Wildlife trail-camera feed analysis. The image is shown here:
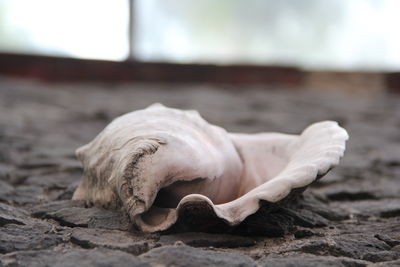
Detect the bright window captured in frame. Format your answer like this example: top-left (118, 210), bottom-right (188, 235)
top-left (134, 0), bottom-right (400, 71)
top-left (0, 0), bottom-right (129, 60)
top-left (1, 0), bottom-right (400, 70)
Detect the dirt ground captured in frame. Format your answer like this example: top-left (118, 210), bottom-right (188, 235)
top-left (0, 76), bottom-right (399, 266)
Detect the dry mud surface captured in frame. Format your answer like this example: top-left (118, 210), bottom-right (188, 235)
top-left (0, 77), bottom-right (399, 267)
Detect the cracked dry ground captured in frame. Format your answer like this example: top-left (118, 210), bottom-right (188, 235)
top-left (0, 77), bottom-right (399, 267)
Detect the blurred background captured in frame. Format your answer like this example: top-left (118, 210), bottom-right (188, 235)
top-left (1, 0), bottom-right (400, 69)
top-left (0, 0), bottom-right (400, 93)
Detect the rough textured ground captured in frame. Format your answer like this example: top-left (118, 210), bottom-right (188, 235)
top-left (0, 76), bottom-right (399, 267)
